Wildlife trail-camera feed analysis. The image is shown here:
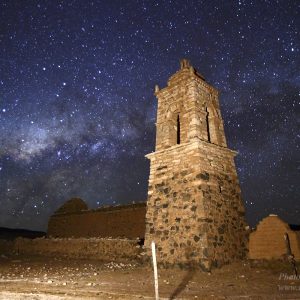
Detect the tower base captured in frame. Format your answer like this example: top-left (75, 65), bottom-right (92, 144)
top-left (144, 139), bottom-right (248, 269)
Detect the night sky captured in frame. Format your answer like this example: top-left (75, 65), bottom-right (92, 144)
top-left (0, 1), bottom-right (299, 231)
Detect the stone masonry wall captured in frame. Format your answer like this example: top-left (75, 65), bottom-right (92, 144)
top-left (249, 215), bottom-right (300, 260)
top-left (144, 60), bottom-right (247, 270)
top-left (48, 203), bottom-right (146, 239)
top-left (145, 139), bottom-right (247, 269)
top-left (0, 237), bottom-right (142, 261)
top-left (154, 62), bottom-right (226, 152)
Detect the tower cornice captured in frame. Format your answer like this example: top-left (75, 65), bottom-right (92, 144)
top-left (145, 138), bottom-right (237, 160)
top-left (154, 59), bottom-right (218, 98)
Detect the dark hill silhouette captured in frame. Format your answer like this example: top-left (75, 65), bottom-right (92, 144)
top-left (0, 227), bottom-right (45, 240)
top-left (289, 224), bottom-right (300, 231)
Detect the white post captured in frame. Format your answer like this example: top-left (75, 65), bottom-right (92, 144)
top-left (151, 241), bottom-right (159, 300)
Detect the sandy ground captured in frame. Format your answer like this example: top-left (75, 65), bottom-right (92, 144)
top-left (0, 255), bottom-right (299, 299)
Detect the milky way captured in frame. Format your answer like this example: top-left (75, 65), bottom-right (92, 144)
top-left (0, 1), bottom-right (299, 230)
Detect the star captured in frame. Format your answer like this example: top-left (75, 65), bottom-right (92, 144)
top-left (0, 0), bottom-right (298, 230)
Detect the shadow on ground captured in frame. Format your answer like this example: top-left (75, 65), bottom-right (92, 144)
top-left (169, 268), bottom-right (196, 299)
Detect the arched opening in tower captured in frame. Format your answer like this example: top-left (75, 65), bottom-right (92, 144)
top-left (206, 108), bottom-right (211, 143)
top-left (177, 114), bottom-right (181, 144)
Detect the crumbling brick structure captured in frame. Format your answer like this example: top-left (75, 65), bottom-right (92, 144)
top-left (249, 215), bottom-right (300, 260)
top-left (144, 59), bottom-right (248, 270)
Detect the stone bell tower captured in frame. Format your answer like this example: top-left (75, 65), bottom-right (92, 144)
top-left (144, 59), bottom-right (247, 270)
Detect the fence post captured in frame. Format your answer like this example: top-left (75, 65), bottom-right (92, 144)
top-left (151, 241), bottom-right (159, 300)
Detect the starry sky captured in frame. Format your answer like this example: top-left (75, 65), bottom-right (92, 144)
top-left (0, 1), bottom-right (299, 231)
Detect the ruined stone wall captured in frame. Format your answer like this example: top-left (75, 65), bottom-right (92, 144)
top-left (249, 215), bottom-right (300, 260)
top-left (48, 203), bottom-right (146, 239)
top-left (0, 237), bottom-right (142, 261)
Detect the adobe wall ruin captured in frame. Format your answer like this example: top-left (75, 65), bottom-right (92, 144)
top-left (48, 199), bottom-right (146, 239)
top-left (249, 215), bottom-right (300, 260)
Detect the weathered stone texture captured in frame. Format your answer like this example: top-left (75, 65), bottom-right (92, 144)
top-left (249, 215), bottom-right (300, 260)
top-left (0, 237), bottom-right (142, 261)
top-left (48, 202), bottom-right (146, 239)
top-left (144, 59), bottom-right (247, 269)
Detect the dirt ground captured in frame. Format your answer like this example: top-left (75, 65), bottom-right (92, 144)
top-left (0, 255), bottom-right (299, 299)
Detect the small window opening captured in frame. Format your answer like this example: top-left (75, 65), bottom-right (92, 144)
top-left (177, 115), bottom-right (180, 144)
top-left (206, 108), bottom-right (211, 143)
